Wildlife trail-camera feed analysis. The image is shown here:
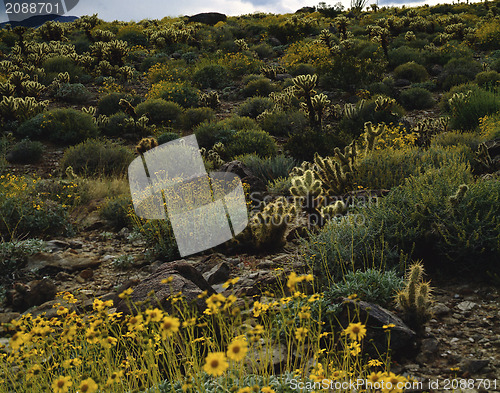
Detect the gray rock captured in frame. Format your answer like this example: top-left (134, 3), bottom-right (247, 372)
top-left (460, 358), bottom-right (489, 374)
top-left (457, 301), bottom-right (477, 312)
top-left (45, 239), bottom-right (70, 251)
top-left (431, 302), bottom-right (451, 316)
top-left (7, 278), bottom-right (58, 312)
top-left (421, 336), bottom-right (439, 354)
top-left (203, 262), bottom-right (230, 285)
top-left (26, 251), bottom-right (101, 272)
top-left (246, 342), bottom-right (289, 374)
top-left (0, 312), bottom-right (20, 325)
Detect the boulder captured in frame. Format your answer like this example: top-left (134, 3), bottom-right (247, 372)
top-left (115, 261), bottom-right (216, 315)
top-left (338, 298), bottom-right (417, 358)
top-left (7, 278), bottom-right (58, 312)
top-left (203, 262), bottom-right (231, 285)
top-left (187, 12), bottom-right (226, 25)
top-left (26, 251), bottom-right (101, 272)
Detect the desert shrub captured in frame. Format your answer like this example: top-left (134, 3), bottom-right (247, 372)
top-left (431, 131), bottom-right (482, 150)
top-left (192, 64), bottom-right (231, 89)
top-left (193, 121), bottom-right (235, 149)
top-left (339, 97), bottom-right (404, 137)
top-left (242, 78), bottom-right (278, 97)
top-left (6, 139), bottom-right (44, 164)
top-left (491, 58), bottom-right (500, 73)
top-left (479, 112), bottom-right (500, 140)
top-left (290, 63), bottom-right (316, 76)
top-left (398, 87), bottom-right (434, 110)
top-left (251, 43), bottom-right (274, 59)
top-left (61, 138), bottom-right (134, 177)
top-left (258, 110), bottom-right (309, 136)
top-left (179, 107), bottom-right (215, 130)
top-left (475, 20), bottom-right (500, 50)
top-left (447, 88), bottom-right (500, 131)
top-left (218, 116), bottom-right (259, 131)
top-left (324, 269), bottom-right (404, 307)
top-left (367, 80), bottom-right (395, 97)
top-left (116, 26), bottom-right (148, 46)
top-left (267, 176), bottom-right (292, 196)
top-left (54, 83), bottom-right (92, 104)
top-left (237, 97), bottom-right (274, 119)
top-left (438, 82), bottom-right (481, 113)
top-left (135, 99), bottom-right (183, 126)
top-left (393, 61), bottom-right (428, 82)
top-left (0, 175), bottom-right (73, 240)
top-left (130, 216), bottom-right (179, 261)
top-left (388, 46), bottom-right (423, 68)
top-left (238, 154), bottom-right (296, 183)
top-left (440, 57), bottom-right (481, 90)
top-left (97, 92), bottom-right (128, 116)
top-left (285, 127), bottom-right (346, 161)
top-left (41, 56), bottom-right (86, 82)
top-left (147, 81), bottom-right (199, 108)
top-left (144, 58), bottom-right (186, 80)
top-left (0, 239), bottom-right (46, 276)
top-left (100, 112), bottom-right (135, 137)
top-left (226, 129), bottom-right (277, 158)
top-left (356, 145), bottom-right (475, 190)
top-left (157, 131), bottom-right (180, 145)
top-left (99, 195), bottom-right (132, 229)
top-left (475, 70), bottom-right (500, 89)
top-left (217, 52), bottom-right (263, 78)
top-left (17, 109), bottom-right (98, 144)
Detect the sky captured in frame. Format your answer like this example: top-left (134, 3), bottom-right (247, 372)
top-left (0, 0), bottom-right (468, 23)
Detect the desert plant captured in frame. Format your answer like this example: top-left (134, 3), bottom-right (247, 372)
top-left (237, 97), bottom-right (274, 119)
top-left (148, 81), bottom-right (200, 108)
top-left (239, 154), bottom-right (297, 183)
top-left (226, 128), bottom-right (277, 158)
top-left (135, 99), bottom-right (182, 126)
top-left (398, 87), bottom-right (435, 110)
top-left (157, 131), bottom-right (181, 145)
top-left (475, 70), bottom-right (500, 88)
top-left (54, 83), bottom-right (92, 104)
top-left (192, 64), bottom-right (231, 89)
top-left (99, 195), bottom-right (133, 229)
top-left (393, 61), bottom-right (428, 83)
top-left (6, 139), bottom-right (44, 164)
top-left (258, 110), bottom-right (308, 137)
top-left (180, 107), bottom-right (215, 130)
top-left (61, 138), bottom-right (134, 177)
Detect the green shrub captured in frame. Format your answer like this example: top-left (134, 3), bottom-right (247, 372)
top-left (135, 99), bottom-right (183, 126)
top-left (398, 87), bottom-right (434, 110)
top-left (17, 109), bottom-right (98, 144)
top-left (251, 43), bottom-right (274, 59)
top-left (237, 97), bottom-right (274, 119)
top-left (97, 92), bottom-right (128, 116)
top-left (290, 63), bottom-right (316, 76)
top-left (447, 88), bottom-right (500, 131)
top-left (491, 58), bottom-right (500, 73)
top-left (99, 195), bottom-right (132, 229)
top-left (54, 83), bottom-right (92, 104)
top-left (475, 70), bottom-right (500, 89)
top-left (6, 139), bottom-right (44, 164)
top-left (258, 110), bottom-right (309, 136)
top-left (285, 127), bottom-right (346, 161)
top-left (179, 107), bottom-right (215, 130)
top-left (193, 121), bottom-right (235, 149)
top-left (356, 145), bottom-right (475, 190)
top-left (42, 56), bottom-right (86, 83)
top-left (226, 129), bottom-right (277, 158)
top-left (431, 131), bottom-right (482, 151)
top-left (192, 64), bottom-right (231, 89)
top-left (61, 138), bottom-right (134, 177)
top-left (324, 269), bottom-right (404, 307)
top-left (440, 58), bottom-right (481, 90)
top-left (100, 112), bottom-right (136, 137)
top-left (218, 116), bottom-right (259, 131)
top-left (130, 216), bottom-right (179, 261)
top-left (238, 154), bottom-right (296, 183)
top-left (157, 131), bottom-right (180, 145)
top-left (153, 81), bottom-right (200, 108)
top-left (0, 239), bottom-right (47, 276)
top-left (393, 61), bottom-right (428, 82)
top-left (116, 26), bottom-right (148, 46)
top-left (388, 47), bottom-right (423, 68)
top-left (242, 78), bottom-right (278, 97)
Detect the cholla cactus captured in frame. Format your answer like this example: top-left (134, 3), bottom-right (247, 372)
top-left (448, 91), bottom-right (471, 113)
top-left (82, 106), bottom-right (97, 116)
top-left (0, 83), bottom-right (15, 97)
top-left (314, 146), bottom-right (355, 196)
top-left (93, 29), bottom-right (116, 42)
top-left (199, 91), bottom-right (220, 109)
top-left (413, 117), bottom-right (449, 147)
top-left (200, 143), bottom-right (225, 169)
top-left (321, 200), bottom-right (347, 221)
top-left (250, 197), bottom-right (296, 250)
top-left (136, 137), bottom-right (159, 155)
top-left (234, 39), bottom-right (249, 51)
top-left (103, 40), bottom-right (129, 66)
top-left (335, 16), bottom-right (349, 40)
top-left (364, 122), bottom-right (386, 152)
top-left (22, 81), bottom-right (45, 98)
top-left (396, 262), bottom-right (433, 332)
top-left (39, 21), bottom-right (67, 41)
top-left (292, 74), bottom-right (330, 131)
top-left (449, 184), bottom-right (468, 207)
top-left (260, 65), bottom-right (287, 80)
top-left (94, 114), bottom-right (109, 128)
top-left (374, 96), bottom-right (396, 113)
top-left (405, 31), bottom-right (416, 41)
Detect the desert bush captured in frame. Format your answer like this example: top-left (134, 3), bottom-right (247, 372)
top-left (237, 97), bottom-right (274, 119)
top-left (6, 139), bottom-right (44, 164)
top-left (192, 64), bottom-right (231, 89)
top-left (251, 43), bottom-right (274, 59)
top-left (157, 131), bottom-right (181, 145)
top-left (475, 19), bottom-right (500, 50)
top-left (218, 116), bottom-right (259, 131)
top-left (285, 127), bottom-right (346, 161)
top-left (431, 131), bottom-right (482, 150)
top-left (440, 57), bottom-right (481, 90)
top-left (393, 61), bottom-right (428, 82)
top-left (193, 121), bottom-right (235, 149)
top-left (144, 58), bottom-right (186, 80)
top-left (61, 138), bottom-right (134, 177)
top-left (116, 25), bottom-right (148, 46)
top-left (475, 70), bottom-right (500, 89)
top-left (491, 58), bottom-right (500, 73)
top-left (130, 215), bottom-right (179, 261)
top-left (41, 56), bottom-right (86, 82)
top-left (479, 112), bottom-right (500, 140)
top-left (179, 107), bottom-right (215, 130)
top-left (289, 63), bottom-right (316, 76)
top-left (242, 78), bottom-right (278, 97)
top-left (217, 52), bottom-right (263, 78)
top-left (388, 46), bottom-right (423, 68)
top-left (17, 109), bottom-right (98, 144)
top-left (54, 83), bottom-right (92, 104)
top-left (100, 112), bottom-right (137, 137)
top-left (398, 87), bottom-right (434, 110)
top-left (324, 269), bottom-right (404, 307)
top-left (447, 88), bottom-right (500, 131)
top-left (147, 81), bottom-right (199, 108)
top-left (226, 129), bottom-right (277, 158)
top-left (97, 92), bottom-right (128, 116)
top-left (0, 174), bottom-right (73, 240)
top-left (258, 110), bottom-right (309, 137)
top-left (238, 154), bottom-right (296, 183)
top-left (99, 195), bottom-right (132, 229)
top-left (135, 99), bottom-right (183, 126)
top-left (0, 239), bottom-right (46, 276)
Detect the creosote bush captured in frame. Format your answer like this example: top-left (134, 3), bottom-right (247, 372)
top-left (6, 139), bottom-right (44, 164)
top-left (61, 138), bottom-right (134, 177)
top-left (398, 87), bottom-right (435, 110)
top-left (393, 61), bottom-right (428, 83)
top-left (135, 99), bottom-right (183, 126)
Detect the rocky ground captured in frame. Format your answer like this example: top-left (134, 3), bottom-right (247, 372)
top-left (0, 222), bottom-right (498, 392)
